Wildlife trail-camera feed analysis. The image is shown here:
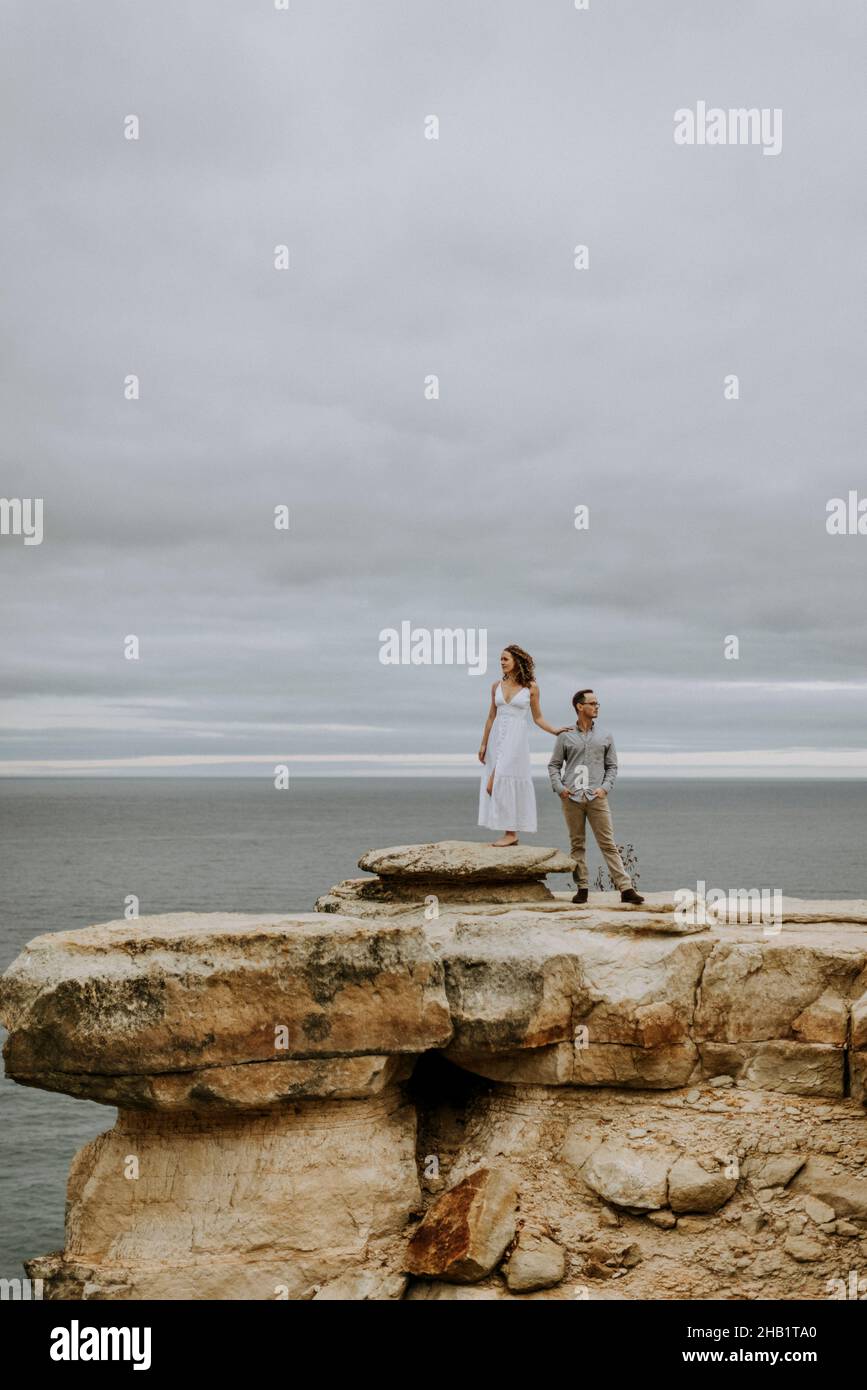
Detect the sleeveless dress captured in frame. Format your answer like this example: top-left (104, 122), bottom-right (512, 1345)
top-left (478, 682), bottom-right (538, 833)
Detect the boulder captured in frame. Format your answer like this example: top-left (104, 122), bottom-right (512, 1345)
top-left (405, 1168), bottom-right (519, 1282)
top-left (503, 1231), bottom-right (566, 1292)
top-left (789, 1158), bottom-right (867, 1220)
top-left (668, 1156), bottom-right (738, 1213)
top-left (580, 1140), bottom-right (673, 1212)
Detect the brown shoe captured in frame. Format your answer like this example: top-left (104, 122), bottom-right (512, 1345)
top-left (571, 888), bottom-right (589, 904)
top-left (620, 888), bottom-right (644, 905)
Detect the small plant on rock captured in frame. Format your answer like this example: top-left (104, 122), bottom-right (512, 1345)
top-left (592, 844), bottom-right (640, 893)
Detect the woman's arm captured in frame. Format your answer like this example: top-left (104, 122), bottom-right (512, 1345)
top-left (529, 683), bottom-right (571, 736)
top-left (478, 681), bottom-right (498, 762)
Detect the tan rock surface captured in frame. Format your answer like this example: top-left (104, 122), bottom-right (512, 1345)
top-left (580, 1139), bottom-right (674, 1211)
top-left (851, 987), bottom-right (867, 1048)
top-left (16, 1054), bottom-right (415, 1110)
top-left (695, 938), bottom-right (865, 1042)
top-left (447, 1040), bottom-right (699, 1089)
top-left (0, 912), bottom-right (451, 1087)
top-left (358, 840), bottom-right (575, 881)
top-left (698, 1041), bottom-right (845, 1097)
top-left (667, 1155), bottom-right (738, 1213)
top-left (319, 876), bottom-right (556, 911)
top-left (789, 1157), bottom-right (867, 1220)
top-left (33, 1090), bottom-right (419, 1300)
top-left (3, 849), bottom-right (867, 1302)
top-left (503, 1231), bottom-right (566, 1292)
top-left (413, 1083), bottom-right (867, 1301)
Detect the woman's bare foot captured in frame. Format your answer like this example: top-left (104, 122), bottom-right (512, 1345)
top-left (490, 833), bottom-right (519, 847)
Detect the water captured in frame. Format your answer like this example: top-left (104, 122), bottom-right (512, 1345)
top-left (1, 775), bottom-right (865, 1278)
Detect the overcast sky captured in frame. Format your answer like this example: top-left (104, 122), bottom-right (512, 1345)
top-left (2, 1), bottom-right (866, 776)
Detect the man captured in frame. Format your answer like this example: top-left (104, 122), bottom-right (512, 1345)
top-left (547, 689), bottom-right (644, 905)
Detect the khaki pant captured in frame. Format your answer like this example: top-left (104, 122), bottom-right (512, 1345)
top-left (560, 794), bottom-right (631, 891)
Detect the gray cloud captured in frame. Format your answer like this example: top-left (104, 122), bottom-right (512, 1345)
top-left (2, 0), bottom-right (866, 770)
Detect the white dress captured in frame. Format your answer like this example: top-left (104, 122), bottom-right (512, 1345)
top-left (478, 682), bottom-right (538, 833)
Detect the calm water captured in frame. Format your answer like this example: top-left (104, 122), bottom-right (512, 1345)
top-left (1, 776), bottom-right (865, 1278)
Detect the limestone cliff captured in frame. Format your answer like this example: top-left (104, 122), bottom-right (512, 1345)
top-left (1, 841), bottom-right (866, 1300)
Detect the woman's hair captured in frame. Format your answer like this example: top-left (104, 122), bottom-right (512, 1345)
top-left (503, 644), bottom-right (535, 687)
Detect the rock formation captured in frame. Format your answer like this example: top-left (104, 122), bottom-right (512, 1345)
top-left (2, 841), bottom-right (866, 1300)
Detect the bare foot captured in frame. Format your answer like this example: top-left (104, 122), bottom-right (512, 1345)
top-left (490, 834), bottom-right (519, 847)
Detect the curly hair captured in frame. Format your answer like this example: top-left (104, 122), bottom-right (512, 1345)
top-left (503, 644), bottom-right (535, 687)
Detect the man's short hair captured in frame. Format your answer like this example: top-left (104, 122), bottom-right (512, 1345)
top-left (572, 688), bottom-right (594, 711)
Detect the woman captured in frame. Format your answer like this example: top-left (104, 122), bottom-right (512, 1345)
top-left (478, 645), bottom-right (569, 847)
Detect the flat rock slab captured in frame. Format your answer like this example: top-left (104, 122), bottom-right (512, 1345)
top-left (4, 903), bottom-right (867, 1109)
top-left (0, 912), bottom-right (452, 1093)
top-left (551, 891), bottom-right (867, 926)
top-left (322, 877), bottom-right (556, 907)
top-left (16, 1054), bottom-right (416, 1111)
top-left (358, 841), bottom-right (575, 881)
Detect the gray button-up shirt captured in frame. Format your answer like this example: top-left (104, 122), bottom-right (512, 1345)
top-left (547, 722), bottom-right (619, 801)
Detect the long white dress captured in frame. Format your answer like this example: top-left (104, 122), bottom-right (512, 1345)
top-left (478, 682), bottom-right (538, 833)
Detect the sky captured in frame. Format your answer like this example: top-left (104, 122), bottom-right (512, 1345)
top-left (1, 0), bottom-right (866, 777)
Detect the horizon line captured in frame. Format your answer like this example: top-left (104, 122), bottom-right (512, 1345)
top-left (2, 748), bottom-right (867, 777)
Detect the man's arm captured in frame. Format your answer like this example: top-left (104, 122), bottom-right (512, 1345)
top-left (601, 735), bottom-right (618, 793)
top-left (548, 734), bottom-right (567, 794)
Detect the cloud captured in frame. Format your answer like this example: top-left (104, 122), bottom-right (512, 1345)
top-left (2, 1), bottom-right (866, 771)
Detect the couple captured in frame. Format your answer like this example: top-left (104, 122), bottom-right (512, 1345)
top-left (477, 644), bottom-right (644, 905)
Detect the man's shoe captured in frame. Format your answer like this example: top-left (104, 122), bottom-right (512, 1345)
top-left (572, 888), bottom-right (589, 904)
top-left (620, 888), bottom-right (645, 905)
